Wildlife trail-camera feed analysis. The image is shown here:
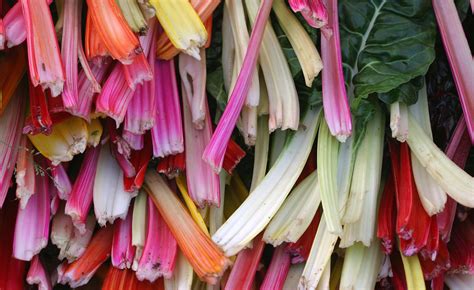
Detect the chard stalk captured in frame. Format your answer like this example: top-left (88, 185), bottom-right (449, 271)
top-left (57, 227), bottom-right (113, 288)
top-left (406, 113), bottom-right (474, 208)
top-left (27, 79), bottom-right (52, 134)
top-left (116, 0), bottom-right (148, 35)
top-left (122, 131), bottom-right (144, 151)
top-left (400, 253), bottom-right (426, 290)
top-left (93, 145), bottom-right (135, 226)
top-left (86, 0), bottom-right (140, 63)
top-left (84, 13), bottom-right (109, 63)
top-left (408, 84), bottom-right (446, 215)
top-left (65, 146), bottom-right (101, 233)
top-left (432, 0), bottom-right (474, 143)
top-left (390, 101), bottom-right (409, 142)
top-left (286, 209), bottom-right (322, 264)
top-left (340, 242), bottom-right (383, 290)
top-left (203, 0), bottom-right (274, 172)
top-left (0, 45), bottom-right (26, 114)
top-left (132, 191), bottom-right (147, 271)
top-left (263, 171), bottom-right (321, 246)
top-left (51, 206), bottom-right (95, 262)
top-left (61, 0), bottom-right (82, 108)
top-left (289, 0), bottom-right (328, 28)
top-left (137, 196), bottom-right (177, 282)
top-left (299, 217), bottom-right (338, 289)
top-left (175, 175), bottom-right (211, 235)
top-left (156, 152), bottom-right (186, 178)
top-left (225, 235), bottom-right (265, 290)
top-left (273, 0), bottom-right (323, 87)
top-left (150, 0), bottom-right (207, 60)
top-left (245, 0), bottom-right (299, 132)
top-left (122, 52), bottom-right (152, 90)
top-left (445, 274), bottom-right (474, 290)
top-left (144, 171), bottom-right (231, 284)
top-left (112, 207), bottom-right (134, 269)
top-left (320, 0), bottom-right (352, 142)
top-left (317, 119), bottom-right (341, 234)
top-left (155, 0), bottom-right (219, 59)
top-left (260, 245), bottom-right (291, 290)
top-left (250, 115), bottom-right (270, 191)
top-left (342, 106), bottom-right (384, 225)
top-left (447, 217), bottom-right (474, 273)
top-left (376, 174), bottom-right (396, 254)
top-left (179, 49), bottom-right (208, 129)
top-left (3, 3), bottom-right (27, 48)
top-left (222, 138), bottom-right (246, 174)
top-left (124, 140), bottom-right (152, 193)
top-left (13, 170), bottom-right (50, 261)
top-left (68, 61), bottom-right (110, 120)
top-left (95, 63), bottom-right (135, 125)
top-left (21, 0), bottom-right (65, 96)
top-left (212, 108), bottom-right (322, 256)
top-left (15, 136), bottom-right (35, 208)
top-left (26, 256), bottom-right (52, 290)
top-left (164, 250), bottom-right (194, 290)
top-left (283, 263), bottom-right (305, 289)
top-left (180, 60), bottom-right (220, 207)
top-left (209, 172), bottom-right (228, 235)
top-left (151, 59), bottom-right (185, 158)
top-left (225, 0), bottom-right (260, 107)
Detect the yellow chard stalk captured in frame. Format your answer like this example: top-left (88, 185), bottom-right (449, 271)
top-left (150, 0), bottom-right (207, 60)
top-left (28, 116), bottom-right (88, 165)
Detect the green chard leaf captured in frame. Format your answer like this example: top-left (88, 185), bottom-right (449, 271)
top-left (378, 76), bottom-right (424, 105)
top-left (340, 0), bottom-right (436, 101)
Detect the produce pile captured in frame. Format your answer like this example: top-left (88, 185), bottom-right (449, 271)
top-left (0, 0), bottom-right (472, 289)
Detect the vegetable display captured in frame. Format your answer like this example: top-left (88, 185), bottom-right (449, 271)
top-left (0, 0), bottom-right (472, 289)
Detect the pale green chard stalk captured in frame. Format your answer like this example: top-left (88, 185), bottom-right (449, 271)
top-left (317, 119), bottom-right (342, 234)
top-left (250, 115), bottom-right (270, 191)
top-left (245, 0), bottom-right (300, 131)
top-left (390, 101), bottom-right (409, 142)
top-left (116, 0), bottom-right (148, 34)
top-left (299, 217), bottom-right (338, 289)
top-left (164, 250), bottom-right (194, 290)
top-left (342, 105), bottom-right (384, 225)
top-left (340, 107), bottom-right (385, 248)
top-left (272, 0), bottom-right (323, 87)
top-left (212, 108), bottom-right (322, 256)
top-left (339, 241), bottom-right (383, 290)
top-left (263, 171), bottom-right (321, 246)
top-left (269, 129), bottom-right (288, 167)
top-left (408, 83), bottom-right (446, 215)
top-left (407, 113), bottom-right (474, 208)
top-left (131, 191), bottom-right (147, 271)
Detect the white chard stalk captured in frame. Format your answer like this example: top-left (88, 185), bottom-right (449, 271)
top-left (408, 83), bottom-right (447, 215)
top-left (299, 217), bottom-right (338, 290)
top-left (390, 101), bottom-right (409, 142)
top-left (263, 171), bottom-right (321, 246)
top-left (93, 145), bottom-right (136, 226)
top-left (164, 250), bottom-right (194, 290)
top-left (212, 108), bottom-right (322, 256)
top-left (407, 113), bottom-right (474, 208)
top-left (132, 190), bottom-right (147, 271)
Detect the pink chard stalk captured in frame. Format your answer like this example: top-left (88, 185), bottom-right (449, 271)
top-left (289, 0), bottom-right (328, 28)
top-left (179, 51), bottom-right (220, 207)
top-left (203, 0), bottom-right (274, 172)
top-left (15, 136), bottom-right (36, 209)
top-left (433, 0), bottom-right (474, 143)
top-left (50, 163), bottom-right (72, 200)
top-left (65, 146), bottom-right (101, 233)
top-left (3, 2), bottom-right (26, 48)
top-left (0, 90), bottom-right (25, 207)
top-left (26, 255), bottom-right (52, 290)
top-left (136, 196), bottom-right (177, 282)
top-left (112, 206), bottom-right (135, 269)
top-left (21, 0), bottom-right (65, 97)
top-left (13, 168), bottom-right (50, 261)
top-left (151, 59), bottom-right (184, 158)
top-left (321, 0), bottom-right (352, 142)
top-left (260, 244), bottom-right (292, 290)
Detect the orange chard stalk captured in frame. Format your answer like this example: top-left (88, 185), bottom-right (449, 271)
top-left (103, 267), bottom-right (164, 290)
top-left (86, 0), bottom-right (141, 64)
top-left (85, 12), bottom-right (109, 63)
top-left (0, 45), bottom-right (26, 114)
top-left (143, 171), bottom-right (231, 284)
top-left (21, 0), bottom-right (66, 97)
top-left (58, 226), bottom-right (114, 288)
